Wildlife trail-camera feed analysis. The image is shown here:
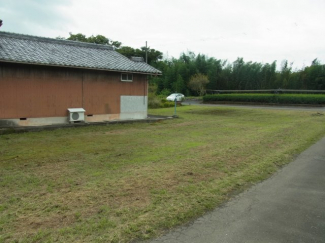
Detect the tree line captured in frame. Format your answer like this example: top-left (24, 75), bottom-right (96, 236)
top-left (57, 33), bottom-right (163, 66)
top-left (58, 33), bottom-right (325, 95)
top-left (152, 53), bottom-right (325, 96)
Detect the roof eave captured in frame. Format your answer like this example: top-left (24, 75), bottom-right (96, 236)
top-left (0, 60), bottom-right (162, 75)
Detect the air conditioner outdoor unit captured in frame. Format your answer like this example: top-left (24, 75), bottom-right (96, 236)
top-left (67, 108), bottom-right (86, 123)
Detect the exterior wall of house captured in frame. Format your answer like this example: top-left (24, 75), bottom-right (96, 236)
top-left (0, 63), bottom-right (148, 127)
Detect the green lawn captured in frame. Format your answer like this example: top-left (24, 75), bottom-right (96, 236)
top-left (1, 106), bottom-right (325, 242)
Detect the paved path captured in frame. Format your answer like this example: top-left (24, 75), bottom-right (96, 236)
top-left (151, 137), bottom-right (325, 243)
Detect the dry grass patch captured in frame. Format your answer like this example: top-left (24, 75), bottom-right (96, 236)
top-left (1, 106), bottom-right (325, 242)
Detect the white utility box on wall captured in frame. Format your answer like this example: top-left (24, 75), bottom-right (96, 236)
top-left (67, 108), bottom-right (86, 123)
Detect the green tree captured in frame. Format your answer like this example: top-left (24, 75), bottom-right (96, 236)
top-left (117, 46), bottom-right (162, 65)
top-left (56, 33), bottom-right (325, 92)
top-left (58, 33), bottom-right (162, 64)
top-left (279, 60), bottom-right (292, 88)
top-left (87, 35), bottom-right (109, 45)
top-left (67, 33), bottom-right (88, 42)
top-left (188, 73), bottom-right (210, 96)
top-left (172, 74), bottom-right (186, 94)
top-left (232, 58), bottom-right (245, 89)
top-left (302, 60), bottom-right (325, 89)
top-left (117, 46), bottom-right (136, 57)
top-left (65, 33), bottom-right (121, 48)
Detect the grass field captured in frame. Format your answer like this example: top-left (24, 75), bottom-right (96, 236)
top-left (1, 106), bottom-right (325, 242)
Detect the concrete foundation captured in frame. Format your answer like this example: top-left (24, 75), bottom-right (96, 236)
top-left (0, 112), bottom-right (147, 127)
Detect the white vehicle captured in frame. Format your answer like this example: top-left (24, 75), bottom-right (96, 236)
top-left (166, 93), bottom-right (185, 102)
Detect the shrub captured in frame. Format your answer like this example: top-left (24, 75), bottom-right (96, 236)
top-left (159, 89), bottom-right (172, 97)
top-left (203, 94), bottom-right (325, 105)
top-left (148, 92), bottom-right (176, 108)
top-left (148, 95), bottom-right (162, 108)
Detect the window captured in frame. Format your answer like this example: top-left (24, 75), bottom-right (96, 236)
top-left (121, 73), bottom-right (133, 82)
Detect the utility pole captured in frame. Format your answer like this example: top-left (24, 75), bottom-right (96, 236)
top-left (145, 41), bottom-right (148, 63)
top-left (145, 41), bottom-right (148, 106)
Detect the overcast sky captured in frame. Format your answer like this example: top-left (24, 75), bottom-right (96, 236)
top-left (1, 0), bottom-right (324, 70)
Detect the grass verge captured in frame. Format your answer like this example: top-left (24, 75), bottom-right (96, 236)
top-left (1, 106), bottom-right (325, 242)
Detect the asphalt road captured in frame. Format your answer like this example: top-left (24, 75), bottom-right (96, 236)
top-left (151, 137), bottom-right (325, 243)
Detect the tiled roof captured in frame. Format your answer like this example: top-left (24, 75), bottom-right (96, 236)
top-left (0, 31), bottom-right (161, 75)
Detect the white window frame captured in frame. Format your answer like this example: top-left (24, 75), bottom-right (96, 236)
top-left (121, 73), bottom-right (133, 82)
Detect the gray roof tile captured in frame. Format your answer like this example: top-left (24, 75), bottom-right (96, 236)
top-left (0, 31), bottom-right (162, 75)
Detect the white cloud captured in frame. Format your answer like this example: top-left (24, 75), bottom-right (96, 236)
top-left (1, 0), bottom-right (324, 69)
top-left (0, 0), bottom-right (73, 36)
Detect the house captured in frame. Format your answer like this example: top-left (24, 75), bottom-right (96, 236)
top-left (0, 31), bottom-right (161, 127)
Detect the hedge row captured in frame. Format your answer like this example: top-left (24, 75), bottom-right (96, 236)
top-left (203, 94), bottom-right (325, 105)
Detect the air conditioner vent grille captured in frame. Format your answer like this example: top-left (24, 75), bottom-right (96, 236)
top-left (72, 112), bottom-right (80, 120)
